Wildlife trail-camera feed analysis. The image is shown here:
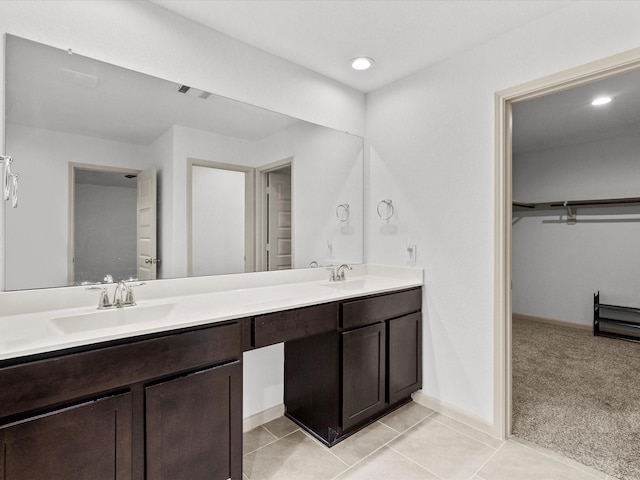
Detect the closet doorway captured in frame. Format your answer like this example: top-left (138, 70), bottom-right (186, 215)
top-left (496, 48), bottom-right (640, 480)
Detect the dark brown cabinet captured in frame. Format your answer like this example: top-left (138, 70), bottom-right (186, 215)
top-left (146, 362), bottom-right (242, 480)
top-left (0, 392), bottom-right (132, 480)
top-left (284, 287), bottom-right (422, 446)
top-left (0, 321), bottom-right (242, 480)
top-left (342, 322), bottom-right (386, 431)
top-left (388, 311), bottom-right (423, 405)
top-left (253, 302), bottom-right (337, 348)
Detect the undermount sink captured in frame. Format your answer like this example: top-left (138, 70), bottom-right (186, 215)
top-left (321, 279), bottom-right (370, 291)
top-left (51, 303), bottom-right (176, 334)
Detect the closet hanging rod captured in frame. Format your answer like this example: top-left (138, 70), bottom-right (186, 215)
top-left (512, 201), bottom-right (535, 209)
top-left (512, 196), bottom-right (640, 212)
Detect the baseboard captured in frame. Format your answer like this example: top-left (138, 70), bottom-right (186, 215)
top-left (512, 312), bottom-right (591, 331)
top-left (245, 395), bottom-right (498, 438)
top-left (243, 404), bottom-right (285, 432)
top-left (412, 391), bottom-right (499, 438)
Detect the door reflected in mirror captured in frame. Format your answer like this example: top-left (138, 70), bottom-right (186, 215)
top-left (264, 165), bottom-right (292, 271)
top-left (188, 160), bottom-right (253, 277)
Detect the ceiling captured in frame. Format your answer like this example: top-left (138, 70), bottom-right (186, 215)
top-left (150, 0), bottom-right (572, 93)
top-left (5, 35), bottom-right (300, 145)
top-left (148, 0), bottom-right (640, 153)
top-left (6, 3), bottom-right (640, 155)
top-left (75, 168), bottom-right (138, 189)
top-left (512, 68), bottom-right (640, 155)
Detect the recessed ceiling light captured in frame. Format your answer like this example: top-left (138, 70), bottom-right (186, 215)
top-left (351, 57), bottom-right (374, 71)
top-left (591, 96), bottom-right (612, 106)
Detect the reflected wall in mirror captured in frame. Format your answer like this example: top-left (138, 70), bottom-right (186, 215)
top-left (4, 35), bottom-right (364, 291)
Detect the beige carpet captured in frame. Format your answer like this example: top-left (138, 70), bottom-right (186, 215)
top-left (512, 317), bottom-right (640, 480)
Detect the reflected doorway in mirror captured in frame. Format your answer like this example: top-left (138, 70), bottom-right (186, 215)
top-left (68, 163), bottom-right (157, 286)
top-left (256, 158), bottom-right (293, 272)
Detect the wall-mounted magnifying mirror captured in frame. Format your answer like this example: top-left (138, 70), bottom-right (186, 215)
top-left (4, 34), bottom-right (364, 291)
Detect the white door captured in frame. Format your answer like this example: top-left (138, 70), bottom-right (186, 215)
top-left (267, 171), bottom-right (292, 271)
top-left (137, 167), bottom-right (157, 280)
top-left (190, 165), bottom-right (247, 276)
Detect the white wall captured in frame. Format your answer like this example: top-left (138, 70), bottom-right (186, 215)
top-left (0, 0), bottom-right (364, 420)
top-left (513, 134), bottom-right (640, 326)
top-left (366, 1), bottom-right (640, 425)
top-left (513, 135), bottom-right (640, 202)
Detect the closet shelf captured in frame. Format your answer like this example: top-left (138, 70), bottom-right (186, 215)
top-left (594, 291), bottom-right (640, 343)
top-left (513, 196), bottom-right (640, 212)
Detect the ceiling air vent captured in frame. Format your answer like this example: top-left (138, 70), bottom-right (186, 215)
top-left (177, 85), bottom-right (211, 99)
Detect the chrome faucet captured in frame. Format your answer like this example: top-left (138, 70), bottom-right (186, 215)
top-left (113, 280), bottom-right (133, 308)
top-left (87, 280), bottom-right (144, 309)
top-left (336, 264), bottom-right (352, 281)
top-left (329, 264), bottom-right (352, 282)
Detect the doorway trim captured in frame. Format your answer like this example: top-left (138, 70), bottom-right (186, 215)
top-left (494, 46), bottom-right (640, 440)
top-left (67, 162), bottom-right (140, 286)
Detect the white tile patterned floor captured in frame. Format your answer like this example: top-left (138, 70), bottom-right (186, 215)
top-left (243, 402), bottom-right (619, 480)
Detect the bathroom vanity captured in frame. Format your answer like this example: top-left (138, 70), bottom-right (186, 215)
top-left (0, 266), bottom-right (422, 480)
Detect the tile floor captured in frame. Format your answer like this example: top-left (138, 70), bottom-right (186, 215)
top-left (243, 402), bottom-right (619, 480)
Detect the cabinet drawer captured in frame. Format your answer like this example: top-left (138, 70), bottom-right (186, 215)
top-left (0, 322), bottom-right (241, 421)
top-left (341, 288), bottom-right (422, 330)
top-left (254, 302), bottom-right (338, 348)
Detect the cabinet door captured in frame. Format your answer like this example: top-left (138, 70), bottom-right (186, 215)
top-left (388, 312), bottom-right (423, 405)
top-left (146, 361), bottom-right (242, 480)
top-left (341, 322), bottom-right (386, 432)
top-left (0, 393), bottom-right (132, 480)
top-left (284, 331), bottom-right (340, 445)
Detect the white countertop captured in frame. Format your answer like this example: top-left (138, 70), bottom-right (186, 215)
top-left (0, 265), bottom-right (423, 362)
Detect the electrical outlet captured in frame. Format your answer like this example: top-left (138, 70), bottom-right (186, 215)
top-left (327, 240), bottom-right (334, 257)
top-left (406, 243), bottom-right (417, 264)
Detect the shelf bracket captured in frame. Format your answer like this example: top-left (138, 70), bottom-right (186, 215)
top-left (564, 201), bottom-right (577, 225)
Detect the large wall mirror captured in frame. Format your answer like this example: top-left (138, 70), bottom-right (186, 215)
top-left (4, 35), bottom-right (364, 291)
